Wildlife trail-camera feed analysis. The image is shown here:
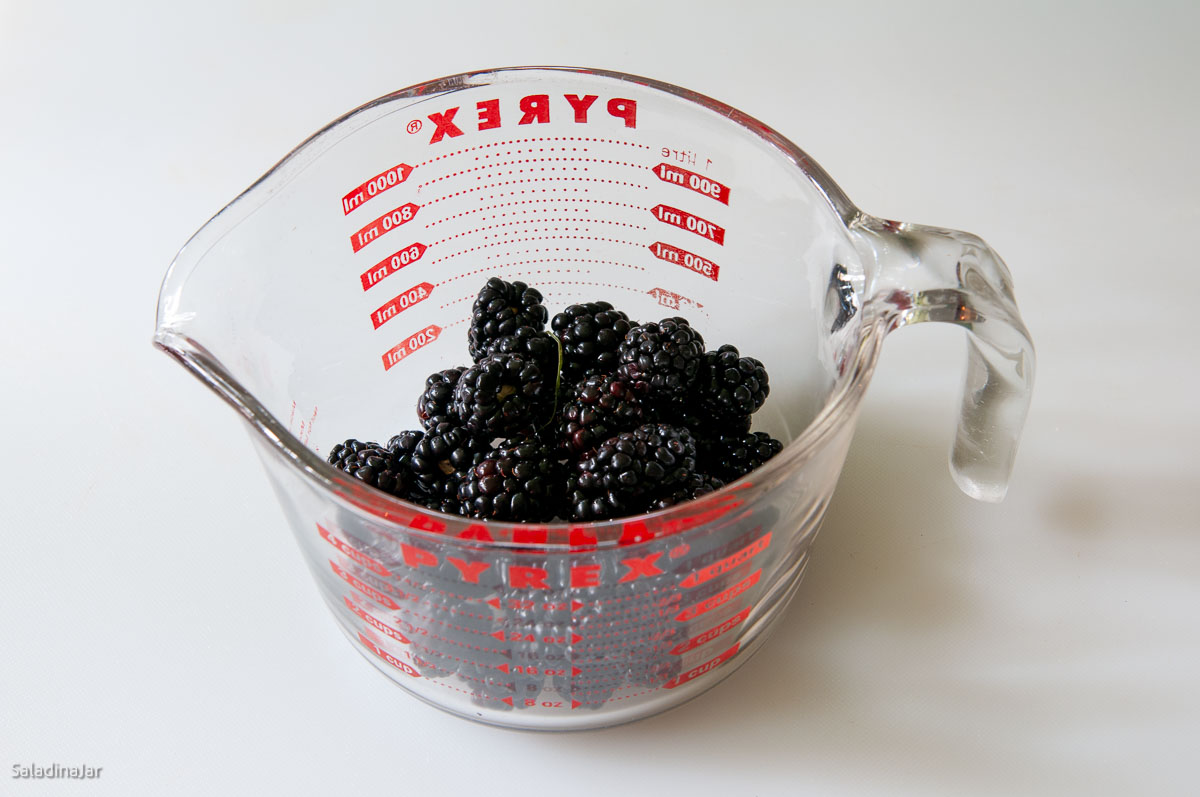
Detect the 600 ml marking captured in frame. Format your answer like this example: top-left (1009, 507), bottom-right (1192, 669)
top-left (648, 241), bottom-right (719, 282)
top-left (351, 203), bottom-right (419, 252)
top-left (371, 282), bottom-right (433, 329)
top-left (650, 204), bottom-right (725, 244)
top-left (383, 324), bottom-right (441, 371)
top-left (361, 243), bottom-right (427, 291)
top-left (652, 163), bottom-right (730, 204)
top-left (342, 163), bottom-right (414, 214)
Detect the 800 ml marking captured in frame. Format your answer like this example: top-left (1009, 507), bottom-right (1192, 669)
top-left (650, 204), bottom-right (725, 244)
top-left (652, 163), bottom-right (730, 204)
top-left (351, 203), bottom-right (419, 252)
top-left (342, 163), bottom-right (414, 214)
top-left (383, 324), bottom-right (441, 371)
top-left (361, 243), bottom-right (427, 291)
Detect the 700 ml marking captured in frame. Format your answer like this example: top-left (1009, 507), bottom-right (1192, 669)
top-left (650, 204), bottom-right (725, 244)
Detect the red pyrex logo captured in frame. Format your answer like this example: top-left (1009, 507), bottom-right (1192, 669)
top-left (422, 94), bottom-right (637, 144)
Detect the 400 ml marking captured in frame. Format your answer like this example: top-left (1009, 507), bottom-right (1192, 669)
top-left (361, 243), bottom-right (427, 291)
top-left (370, 282), bottom-right (433, 330)
top-left (652, 163), bottom-right (730, 204)
top-left (650, 204), bottom-right (724, 244)
top-left (342, 163), bottom-right (414, 214)
top-left (351, 203), bottom-right (419, 252)
top-left (648, 241), bottom-right (719, 282)
top-left (383, 324), bottom-right (441, 371)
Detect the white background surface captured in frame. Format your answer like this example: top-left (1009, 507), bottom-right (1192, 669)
top-left (3, 1), bottom-right (1198, 794)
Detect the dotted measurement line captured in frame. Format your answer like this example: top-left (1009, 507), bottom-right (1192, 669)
top-left (399, 607), bottom-right (504, 647)
top-left (431, 217), bottom-right (646, 247)
top-left (422, 176), bottom-right (648, 208)
top-left (425, 196), bottom-right (647, 227)
top-left (490, 257), bottom-right (646, 273)
top-left (409, 639), bottom-right (509, 675)
top-left (427, 235), bottom-right (643, 267)
top-left (416, 136), bottom-right (652, 167)
top-left (419, 158), bottom-right (646, 190)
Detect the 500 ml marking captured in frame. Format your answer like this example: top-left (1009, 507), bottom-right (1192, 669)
top-left (650, 204), bottom-right (725, 244)
top-left (361, 243), bottom-right (427, 291)
top-left (351, 203), bottom-right (419, 252)
top-left (372, 282), bottom-right (433, 329)
top-left (342, 163), bottom-right (414, 214)
top-left (648, 241), bottom-right (719, 282)
top-left (652, 163), bottom-right (730, 204)
top-left (383, 324), bottom-right (441, 371)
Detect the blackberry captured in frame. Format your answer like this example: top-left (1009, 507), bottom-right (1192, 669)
top-left (453, 353), bottom-right (553, 438)
top-left (646, 397), bottom-right (751, 439)
top-left (558, 373), bottom-right (645, 457)
top-left (699, 431), bottom-right (784, 482)
top-left (551, 301), bottom-right (632, 381)
top-left (648, 472), bottom-right (726, 511)
top-left (326, 439), bottom-right (408, 495)
top-left (481, 325), bottom-right (560, 376)
top-left (617, 317), bottom-right (705, 402)
top-left (416, 367), bottom-right (465, 429)
top-left (695, 345), bottom-right (770, 423)
top-left (399, 420), bottom-right (486, 499)
top-left (467, 278), bottom-right (548, 360)
top-left (458, 437), bottom-right (563, 522)
top-left (567, 423), bottom-right (698, 520)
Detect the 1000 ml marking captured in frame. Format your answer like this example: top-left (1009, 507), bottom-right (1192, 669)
top-left (342, 164), bottom-right (414, 214)
top-left (351, 203), bottom-right (419, 252)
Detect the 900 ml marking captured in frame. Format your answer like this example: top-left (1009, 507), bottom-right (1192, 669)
top-left (351, 203), bottom-right (419, 252)
top-left (383, 324), bottom-right (441, 371)
top-left (652, 163), bottom-right (730, 204)
top-left (342, 163), bottom-right (414, 214)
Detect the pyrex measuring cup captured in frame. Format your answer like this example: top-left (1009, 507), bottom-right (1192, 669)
top-left (154, 67), bottom-right (1034, 730)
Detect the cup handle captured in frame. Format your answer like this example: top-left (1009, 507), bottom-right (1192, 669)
top-left (851, 217), bottom-right (1036, 502)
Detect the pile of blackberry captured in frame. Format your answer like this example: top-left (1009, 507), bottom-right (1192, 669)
top-left (328, 277), bottom-right (782, 522)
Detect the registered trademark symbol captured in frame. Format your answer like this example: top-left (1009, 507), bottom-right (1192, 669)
top-left (407, 119), bottom-right (423, 134)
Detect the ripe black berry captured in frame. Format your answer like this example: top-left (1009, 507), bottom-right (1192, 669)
top-left (617, 317), bottom-right (705, 402)
top-left (327, 439), bottom-right (408, 495)
top-left (695, 344), bottom-right (770, 422)
top-left (467, 278), bottom-right (548, 360)
top-left (416, 367), bottom-right (465, 429)
top-left (453, 353), bottom-right (553, 438)
top-left (551, 301), bottom-right (633, 381)
top-left (699, 431), bottom-right (784, 482)
top-left (458, 437), bottom-right (563, 522)
top-left (567, 423), bottom-right (698, 520)
top-left (558, 373), bottom-right (645, 457)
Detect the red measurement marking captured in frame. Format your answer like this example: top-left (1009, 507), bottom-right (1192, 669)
top-left (350, 203), bottom-right (419, 252)
top-left (318, 525), bottom-right (391, 576)
top-left (675, 569), bottom-right (761, 622)
top-left (648, 241), bottom-right (720, 282)
top-left (663, 643), bottom-right (741, 689)
top-left (370, 282), bottom-right (433, 330)
top-left (670, 607), bottom-right (752, 655)
top-left (342, 163), bottom-right (414, 215)
top-left (360, 242), bottom-right (427, 291)
top-left (382, 324), bottom-right (441, 371)
top-left (344, 596), bottom-right (410, 644)
top-left (680, 532), bottom-right (772, 588)
top-left (330, 561), bottom-right (400, 610)
top-left (651, 163), bottom-right (730, 204)
top-left (649, 204), bottom-right (725, 244)
top-left (648, 286), bottom-right (703, 312)
top-left (357, 632), bottom-right (420, 677)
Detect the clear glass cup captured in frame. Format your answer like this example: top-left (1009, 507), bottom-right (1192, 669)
top-left (154, 67), bottom-right (1034, 730)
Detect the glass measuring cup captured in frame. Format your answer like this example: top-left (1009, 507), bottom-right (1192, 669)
top-left (153, 67), bottom-right (1034, 730)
